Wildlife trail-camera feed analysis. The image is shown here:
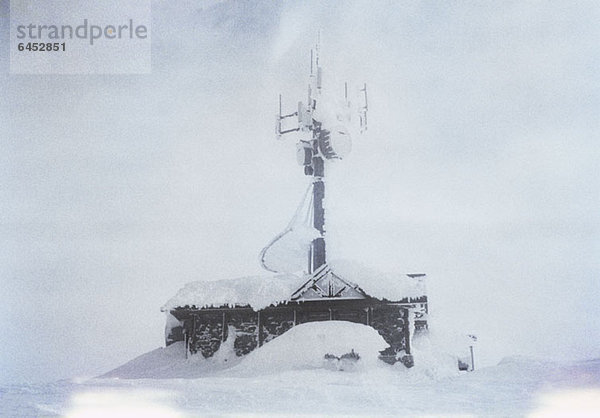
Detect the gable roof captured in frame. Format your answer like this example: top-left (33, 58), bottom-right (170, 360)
top-left (163, 260), bottom-right (427, 312)
top-left (290, 264), bottom-right (367, 301)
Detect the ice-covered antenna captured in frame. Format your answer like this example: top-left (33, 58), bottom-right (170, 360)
top-left (271, 37), bottom-right (369, 274)
top-left (277, 37), bottom-right (368, 140)
top-left (314, 32), bottom-right (322, 92)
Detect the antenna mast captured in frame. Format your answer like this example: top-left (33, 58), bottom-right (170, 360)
top-left (275, 37), bottom-right (368, 274)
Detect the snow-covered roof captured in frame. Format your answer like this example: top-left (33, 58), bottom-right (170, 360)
top-left (328, 260), bottom-right (427, 302)
top-left (163, 273), bottom-right (305, 311)
top-left (163, 260), bottom-right (426, 311)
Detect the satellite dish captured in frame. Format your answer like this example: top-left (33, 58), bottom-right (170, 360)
top-left (319, 125), bottom-right (352, 160)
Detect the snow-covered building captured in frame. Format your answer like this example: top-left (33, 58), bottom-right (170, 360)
top-left (163, 262), bottom-right (428, 366)
top-left (163, 43), bottom-right (429, 366)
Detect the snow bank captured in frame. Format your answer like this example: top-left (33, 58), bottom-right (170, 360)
top-left (409, 332), bottom-right (462, 380)
top-left (228, 321), bottom-right (389, 375)
top-left (101, 341), bottom-right (240, 379)
top-left (101, 342), bottom-right (190, 379)
top-left (162, 273), bottom-right (305, 311)
top-left (103, 322), bottom-right (388, 379)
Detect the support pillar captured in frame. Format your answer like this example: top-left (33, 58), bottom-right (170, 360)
top-left (257, 311), bottom-right (262, 347)
top-left (222, 311), bottom-right (227, 342)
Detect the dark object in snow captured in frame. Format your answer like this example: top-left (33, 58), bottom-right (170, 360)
top-left (325, 349), bottom-right (360, 362)
top-left (324, 349), bottom-right (361, 371)
top-left (400, 354), bottom-right (415, 368)
top-left (340, 349), bottom-right (360, 361)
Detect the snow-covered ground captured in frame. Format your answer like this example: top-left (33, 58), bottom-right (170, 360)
top-left (2, 322), bottom-right (599, 417)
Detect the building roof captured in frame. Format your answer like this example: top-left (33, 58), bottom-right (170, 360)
top-left (162, 260), bottom-right (427, 312)
top-left (163, 273), bottom-right (304, 312)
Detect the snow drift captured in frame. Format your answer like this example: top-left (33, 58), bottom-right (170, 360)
top-left (103, 322), bottom-right (389, 379)
top-left (9, 356), bottom-right (600, 416)
top-left (227, 321), bottom-right (389, 375)
top-left (100, 342), bottom-right (238, 379)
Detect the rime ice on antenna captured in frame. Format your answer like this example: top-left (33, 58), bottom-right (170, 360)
top-left (267, 42), bottom-right (368, 282)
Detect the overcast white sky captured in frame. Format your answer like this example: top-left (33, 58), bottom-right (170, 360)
top-left (1, 0), bottom-right (599, 384)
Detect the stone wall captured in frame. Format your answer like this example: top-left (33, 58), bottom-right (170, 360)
top-left (172, 298), bottom-right (426, 366)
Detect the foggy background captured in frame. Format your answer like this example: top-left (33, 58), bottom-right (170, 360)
top-left (1, 0), bottom-right (599, 384)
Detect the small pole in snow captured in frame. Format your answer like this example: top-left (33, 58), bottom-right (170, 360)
top-left (467, 334), bottom-right (477, 371)
top-left (470, 345), bottom-right (475, 371)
